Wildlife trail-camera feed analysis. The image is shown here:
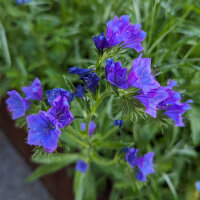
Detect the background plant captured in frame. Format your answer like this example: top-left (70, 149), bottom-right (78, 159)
top-left (0, 0), bottom-right (200, 200)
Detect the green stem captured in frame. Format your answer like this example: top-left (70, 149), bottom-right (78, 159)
top-left (101, 127), bottom-right (118, 141)
top-left (91, 91), bottom-right (110, 114)
top-left (65, 127), bottom-right (88, 148)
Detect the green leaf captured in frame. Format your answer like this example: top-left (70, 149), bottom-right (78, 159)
top-left (190, 105), bottom-right (200, 145)
top-left (74, 171), bottom-right (85, 200)
top-left (26, 161), bottom-right (68, 182)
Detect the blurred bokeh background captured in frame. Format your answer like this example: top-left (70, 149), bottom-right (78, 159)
top-left (0, 0), bottom-right (200, 199)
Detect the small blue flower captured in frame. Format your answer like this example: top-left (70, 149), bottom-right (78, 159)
top-left (195, 181), bottom-right (200, 192)
top-left (134, 152), bottom-right (155, 182)
top-left (126, 148), bottom-right (155, 182)
top-left (6, 90), bottom-right (30, 120)
top-left (125, 147), bottom-right (138, 168)
top-left (114, 120), bottom-right (123, 128)
top-left (76, 160), bottom-right (88, 173)
top-left (47, 96), bottom-right (74, 129)
top-left (22, 78), bottom-right (42, 100)
top-left (105, 59), bottom-right (128, 89)
top-left (46, 88), bottom-right (70, 105)
top-left (15, 0), bottom-right (32, 5)
top-left (81, 121), bottom-right (96, 136)
top-left (69, 66), bottom-right (92, 75)
top-left (81, 73), bottom-right (101, 94)
top-left (75, 85), bottom-right (85, 98)
top-left (128, 54), bottom-right (160, 94)
top-left (93, 33), bottom-right (109, 51)
top-left (106, 15), bottom-right (146, 52)
top-left (27, 111), bottom-right (61, 153)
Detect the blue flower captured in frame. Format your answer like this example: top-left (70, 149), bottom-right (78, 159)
top-left (47, 96), bottom-right (74, 129)
top-left (126, 148), bottom-right (155, 182)
top-left (81, 121), bottom-right (96, 136)
top-left (134, 152), bottom-right (155, 182)
top-left (93, 33), bottom-right (109, 51)
top-left (6, 90), bottom-right (30, 120)
top-left (128, 54), bottom-right (160, 94)
top-left (46, 88), bottom-right (70, 105)
top-left (75, 85), bottom-right (85, 98)
top-left (125, 148), bottom-right (139, 168)
top-left (69, 66), bottom-right (92, 75)
top-left (81, 72), bottom-right (101, 94)
top-left (195, 181), bottom-right (200, 192)
top-left (15, 0), bottom-right (32, 5)
top-left (106, 15), bottom-right (146, 52)
top-left (114, 120), bottom-right (123, 128)
top-left (76, 160), bottom-right (88, 173)
top-left (22, 78), bottom-right (43, 100)
top-left (135, 88), bottom-right (169, 118)
top-left (105, 59), bottom-right (128, 89)
top-left (27, 111), bottom-right (61, 153)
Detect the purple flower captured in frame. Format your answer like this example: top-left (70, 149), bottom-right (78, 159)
top-left (164, 101), bottom-right (192, 127)
top-left (136, 88), bottom-right (169, 118)
top-left (46, 88), bottom-right (70, 105)
top-left (157, 80), bottom-right (193, 126)
top-left (22, 78), bottom-right (42, 100)
top-left (76, 160), bottom-right (88, 173)
top-left (135, 152), bottom-right (155, 182)
top-left (128, 54), bottom-right (160, 94)
top-left (114, 120), bottom-right (123, 128)
top-left (106, 15), bottom-right (146, 52)
top-left (6, 90), bottom-right (30, 120)
top-left (81, 73), bottom-right (101, 94)
top-left (15, 0), bottom-right (32, 5)
top-left (126, 148), bottom-right (155, 182)
top-left (93, 33), bottom-right (109, 51)
top-left (105, 59), bottom-right (128, 89)
top-left (195, 181), bottom-right (200, 192)
top-left (27, 111), bottom-right (61, 153)
top-left (125, 148), bottom-right (138, 168)
top-left (47, 96), bottom-right (74, 129)
top-left (69, 66), bottom-right (92, 75)
top-left (81, 121), bottom-right (96, 136)
top-left (75, 85), bottom-right (85, 98)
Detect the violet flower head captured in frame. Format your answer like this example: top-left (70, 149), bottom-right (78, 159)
top-left (114, 120), bottom-right (123, 128)
top-left (27, 111), bottom-right (61, 153)
top-left (125, 147), bottom-right (139, 168)
top-left (76, 160), bottom-right (88, 173)
top-left (157, 80), bottom-right (193, 126)
top-left (22, 78), bottom-right (42, 100)
top-left (94, 33), bottom-right (109, 51)
top-left (6, 90), bottom-right (30, 120)
top-left (135, 152), bottom-right (155, 182)
top-left (164, 101), bottom-right (192, 127)
top-left (47, 96), bottom-right (74, 129)
top-left (195, 181), bottom-right (200, 192)
top-left (136, 88), bottom-right (169, 118)
top-left (46, 88), bottom-right (70, 105)
top-left (128, 54), bottom-right (160, 94)
top-left (106, 15), bottom-right (146, 52)
top-left (75, 85), bottom-right (85, 98)
top-left (105, 59), bottom-right (128, 89)
top-left (15, 0), bottom-right (32, 5)
top-left (81, 121), bottom-right (96, 136)
top-left (69, 66), bottom-right (92, 76)
top-left (81, 72), bottom-right (101, 94)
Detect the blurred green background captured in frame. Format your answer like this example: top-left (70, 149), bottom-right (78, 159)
top-left (0, 0), bottom-right (200, 199)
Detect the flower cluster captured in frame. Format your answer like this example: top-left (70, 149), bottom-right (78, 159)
top-left (98, 16), bottom-right (192, 126)
top-left (6, 14), bottom-right (193, 184)
top-left (15, 0), bottom-right (32, 5)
